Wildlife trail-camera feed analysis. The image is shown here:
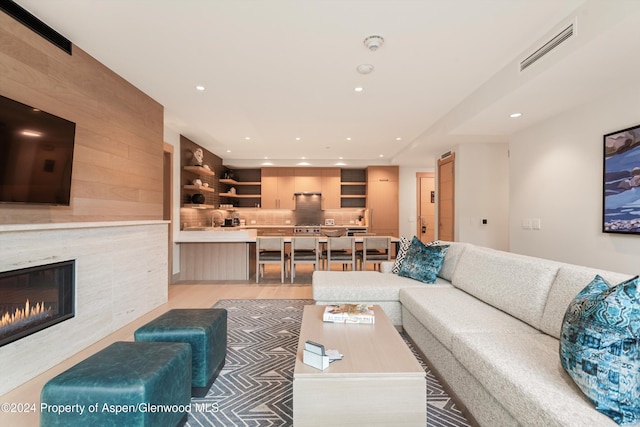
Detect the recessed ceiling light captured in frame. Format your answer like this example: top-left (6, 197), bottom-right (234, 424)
top-left (346, 137), bottom-right (352, 141)
top-left (195, 85), bottom-right (205, 91)
top-left (395, 137), bottom-right (402, 141)
top-left (356, 64), bottom-right (374, 75)
top-left (379, 154), bottom-right (384, 158)
top-left (245, 136), bottom-right (251, 140)
top-left (226, 150), bottom-right (231, 153)
top-left (354, 87), bottom-right (364, 92)
top-left (295, 137), bottom-right (301, 141)
top-left (510, 112), bottom-right (522, 118)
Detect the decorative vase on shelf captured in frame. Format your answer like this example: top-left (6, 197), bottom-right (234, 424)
top-left (191, 193), bottom-right (205, 204)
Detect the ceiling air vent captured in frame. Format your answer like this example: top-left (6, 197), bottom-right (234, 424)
top-left (519, 21), bottom-right (575, 72)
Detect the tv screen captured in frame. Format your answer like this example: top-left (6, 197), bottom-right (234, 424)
top-left (0, 94), bottom-right (76, 205)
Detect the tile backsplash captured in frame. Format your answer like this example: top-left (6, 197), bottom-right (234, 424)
top-left (180, 208), bottom-right (365, 229)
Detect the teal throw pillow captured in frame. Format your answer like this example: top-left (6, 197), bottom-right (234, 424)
top-left (397, 237), bottom-right (448, 283)
top-left (560, 274), bottom-right (640, 425)
top-left (392, 237), bottom-right (441, 274)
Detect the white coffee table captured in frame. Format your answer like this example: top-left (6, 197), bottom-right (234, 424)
top-left (293, 305), bottom-right (426, 426)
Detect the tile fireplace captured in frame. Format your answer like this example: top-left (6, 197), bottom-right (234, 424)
top-left (0, 260), bottom-right (74, 347)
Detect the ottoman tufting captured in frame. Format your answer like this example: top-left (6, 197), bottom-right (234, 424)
top-left (134, 308), bottom-right (227, 397)
top-left (40, 341), bottom-right (191, 427)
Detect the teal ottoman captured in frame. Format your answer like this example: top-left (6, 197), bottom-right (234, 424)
top-left (40, 341), bottom-right (191, 427)
top-left (134, 308), bottom-right (227, 397)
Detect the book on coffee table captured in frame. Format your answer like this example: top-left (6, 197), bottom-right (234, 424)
top-left (322, 304), bottom-right (375, 324)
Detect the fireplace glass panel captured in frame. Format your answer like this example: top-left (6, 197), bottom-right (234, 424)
top-left (0, 260), bottom-right (74, 347)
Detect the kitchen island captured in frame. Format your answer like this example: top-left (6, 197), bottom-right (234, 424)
top-left (175, 227), bottom-right (396, 282)
top-left (176, 228), bottom-right (258, 281)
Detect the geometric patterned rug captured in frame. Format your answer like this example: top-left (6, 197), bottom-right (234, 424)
top-left (187, 299), bottom-right (471, 427)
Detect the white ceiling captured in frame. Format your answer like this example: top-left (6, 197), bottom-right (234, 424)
top-left (13, 0), bottom-right (640, 168)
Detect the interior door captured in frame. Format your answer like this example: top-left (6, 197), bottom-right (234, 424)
top-left (163, 142), bottom-right (174, 284)
top-left (437, 153), bottom-right (455, 241)
top-left (416, 173), bottom-right (435, 243)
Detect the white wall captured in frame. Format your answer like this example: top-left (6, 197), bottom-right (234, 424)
top-left (509, 84), bottom-right (640, 275)
top-left (454, 143), bottom-right (510, 250)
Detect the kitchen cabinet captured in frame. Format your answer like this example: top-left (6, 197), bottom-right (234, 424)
top-left (294, 169), bottom-right (322, 193)
top-left (321, 168), bottom-right (341, 209)
top-left (367, 166), bottom-right (399, 236)
top-left (261, 167), bottom-right (295, 209)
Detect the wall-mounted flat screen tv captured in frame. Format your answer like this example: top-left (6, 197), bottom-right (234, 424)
top-left (0, 94), bottom-right (76, 206)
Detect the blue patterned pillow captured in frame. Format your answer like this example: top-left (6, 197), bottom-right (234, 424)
top-left (560, 274), bottom-right (640, 425)
top-left (392, 237), bottom-right (441, 274)
top-left (397, 237), bottom-right (449, 283)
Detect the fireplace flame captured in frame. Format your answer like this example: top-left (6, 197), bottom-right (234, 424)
top-left (0, 300), bottom-right (53, 334)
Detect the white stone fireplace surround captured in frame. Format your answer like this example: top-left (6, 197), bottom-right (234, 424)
top-left (0, 221), bottom-right (168, 395)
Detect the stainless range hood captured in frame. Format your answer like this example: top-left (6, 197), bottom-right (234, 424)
top-left (294, 192), bottom-right (322, 196)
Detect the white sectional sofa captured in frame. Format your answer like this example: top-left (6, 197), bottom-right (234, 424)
top-left (312, 242), bottom-right (632, 427)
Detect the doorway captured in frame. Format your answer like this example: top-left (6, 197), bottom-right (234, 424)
top-left (437, 153), bottom-right (455, 241)
top-left (163, 142), bottom-right (174, 284)
top-left (416, 172), bottom-right (435, 243)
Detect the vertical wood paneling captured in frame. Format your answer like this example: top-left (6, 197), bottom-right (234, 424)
top-left (179, 243), bottom-right (249, 280)
top-left (0, 13), bottom-right (164, 224)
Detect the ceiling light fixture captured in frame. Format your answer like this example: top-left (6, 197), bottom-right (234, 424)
top-left (510, 113), bottom-right (523, 118)
top-left (363, 35), bottom-right (384, 51)
top-left (395, 137), bottom-right (402, 141)
top-left (356, 64), bottom-right (374, 74)
top-left (346, 137), bottom-right (352, 141)
top-left (295, 137), bottom-right (301, 141)
top-left (195, 85), bottom-right (205, 91)
top-left (354, 87), bottom-right (363, 92)
top-left (245, 136), bottom-right (251, 140)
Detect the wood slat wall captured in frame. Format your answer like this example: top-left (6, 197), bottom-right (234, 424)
top-left (0, 12), bottom-right (164, 224)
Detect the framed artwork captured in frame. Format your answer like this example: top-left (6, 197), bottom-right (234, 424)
top-left (603, 124), bottom-right (640, 234)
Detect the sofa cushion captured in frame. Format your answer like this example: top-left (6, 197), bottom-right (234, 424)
top-left (560, 275), bottom-right (640, 425)
top-left (400, 287), bottom-right (538, 349)
top-left (451, 246), bottom-right (560, 329)
top-left (452, 332), bottom-right (618, 427)
top-left (312, 270), bottom-right (450, 302)
top-left (398, 238), bottom-right (449, 283)
top-left (436, 241), bottom-right (467, 281)
top-left (540, 265), bottom-right (633, 339)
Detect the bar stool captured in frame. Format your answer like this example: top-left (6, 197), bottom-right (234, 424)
top-left (256, 237), bottom-right (288, 283)
top-left (290, 237), bottom-right (320, 283)
top-left (326, 237), bottom-right (356, 271)
top-left (359, 236), bottom-right (391, 271)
